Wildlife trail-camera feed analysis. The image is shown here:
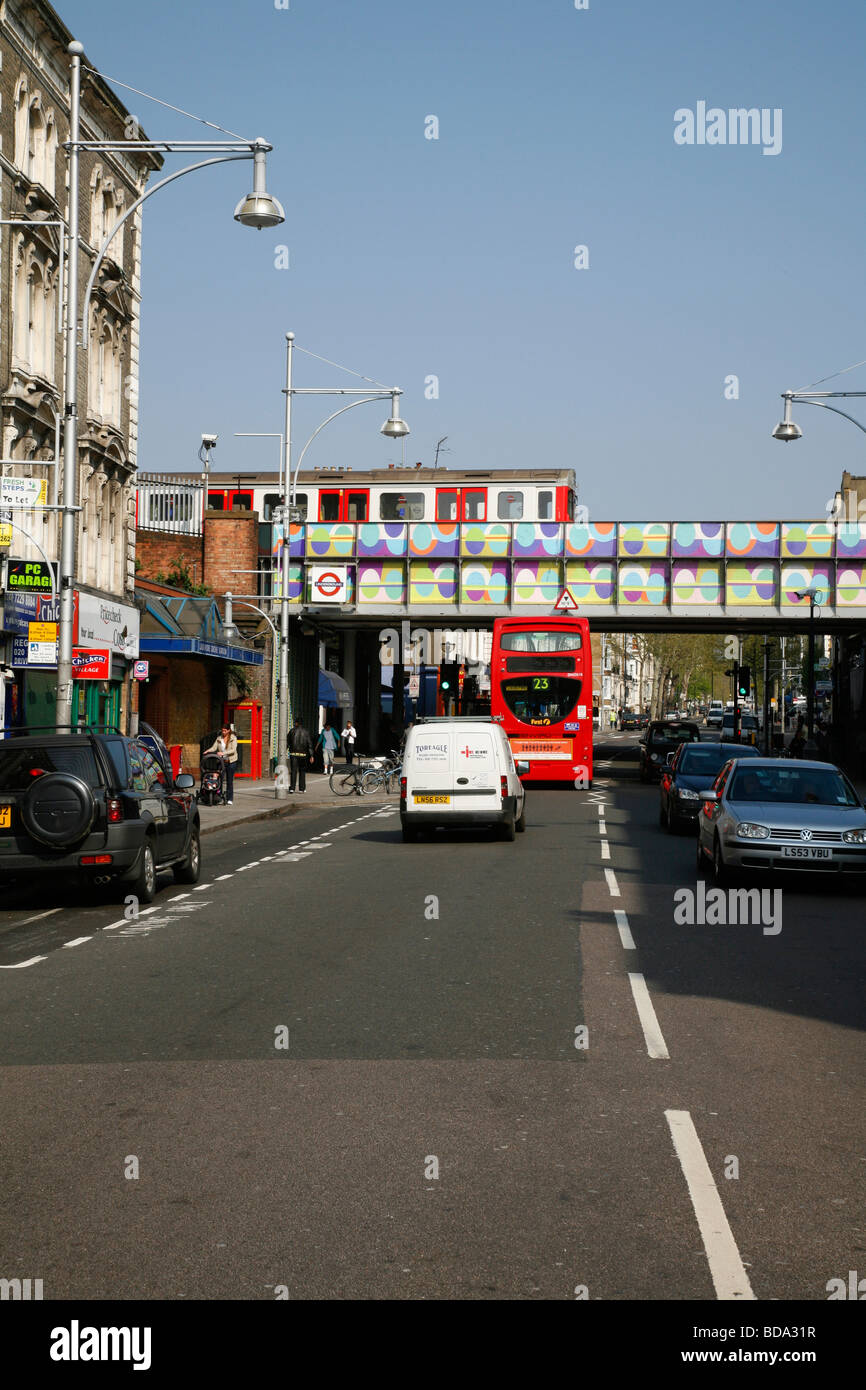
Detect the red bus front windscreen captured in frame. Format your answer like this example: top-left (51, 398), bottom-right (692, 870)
top-left (500, 676), bottom-right (582, 727)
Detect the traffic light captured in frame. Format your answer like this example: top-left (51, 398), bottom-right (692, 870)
top-left (737, 666), bottom-right (751, 699)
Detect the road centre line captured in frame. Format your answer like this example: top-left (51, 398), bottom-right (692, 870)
top-left (604, 868), bottom-right (620, 897)
top-left (62, 937), bottom-right (92, 949)
top-left (600, 841), bottom-right (610, 860)
top-left (665, 1110), bottom-right (756, 1301)
top-left (614, 910), bottom-right (636, 950)
top-left (627, 973), bottom-right (670, 1060)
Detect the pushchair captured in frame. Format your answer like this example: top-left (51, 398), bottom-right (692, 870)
top-left (197, 752), bottom-right (226, 805)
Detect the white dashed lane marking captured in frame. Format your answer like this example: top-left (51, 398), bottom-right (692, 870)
top-left (604, 868), bottom-right (620, 897)
top-left (665, 1110), bottom-right (755, 1301)
top-left (627, 973), bottom-right (670, 1060)
top-left (614, 910), bottom-right (636, 950)
top-left (62, 937), bottom-right (92, 950)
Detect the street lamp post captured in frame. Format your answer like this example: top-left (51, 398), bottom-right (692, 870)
top-left (272, 333), bottom-right (409, 799)
top-left (794, 586), bottom-right (823, 742)
top-left (55, 40), bottom-right (284, 733)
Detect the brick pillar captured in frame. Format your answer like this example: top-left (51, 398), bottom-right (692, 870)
top-left (203, 509), bottom-right (260, 597)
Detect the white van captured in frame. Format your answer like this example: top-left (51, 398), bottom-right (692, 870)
top-left (400, 718), bottom-right (526, 843)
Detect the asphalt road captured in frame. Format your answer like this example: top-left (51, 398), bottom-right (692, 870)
top-left (1, 733), bottom-right (864, 1301)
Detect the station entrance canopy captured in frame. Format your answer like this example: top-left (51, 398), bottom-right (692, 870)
top-left (271, 520), bottom-right (866, 631)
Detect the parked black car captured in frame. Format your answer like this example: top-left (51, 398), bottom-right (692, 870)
top-left (639, 720), bottom-right (701, 783)
top-left (0, 723), bottom-right (200, 903)
top-left (658, 739), bottom-right (761, 832)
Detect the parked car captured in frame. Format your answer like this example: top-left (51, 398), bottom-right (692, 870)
top-left (639, 720), bottom-right (701, 783)
top-left (637, 712), bottom-right (650, 730)
top-left (659, 740), bottom-right (761, 832)
top-left (400, 717), bottom-right (526, 842)
top-left (697, 758), bottom-right (866, 883)
top-left (720, 712), bottom-right (760, 746)
top-left (0, 724), bottom-right (200, 903)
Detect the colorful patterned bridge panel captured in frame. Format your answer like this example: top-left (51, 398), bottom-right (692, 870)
top-left (268, 522), bottom-right (866, 612)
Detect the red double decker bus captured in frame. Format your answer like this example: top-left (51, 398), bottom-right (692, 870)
top-left (491, 616), bottom-right (593, 785)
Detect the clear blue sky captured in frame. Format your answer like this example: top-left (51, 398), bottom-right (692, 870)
top-left (67, 0), bottom-right (865, 520)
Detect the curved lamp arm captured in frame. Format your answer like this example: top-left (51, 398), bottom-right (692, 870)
top-left (290, 394), bottom-right (390, 503)
top-left (794, 398), bottom-right (866, 436)
top-left (82, 152), bottom-right (253, 342)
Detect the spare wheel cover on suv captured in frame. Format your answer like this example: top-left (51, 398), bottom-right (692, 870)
top-left (21, 773), bottom-right (96, 847)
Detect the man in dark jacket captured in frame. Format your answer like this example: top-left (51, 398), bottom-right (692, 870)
top-left (288, 716), bottom-right (313, 792)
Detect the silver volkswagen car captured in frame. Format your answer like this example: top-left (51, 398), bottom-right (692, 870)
top-left (696, 758), bottom-right (866, 884)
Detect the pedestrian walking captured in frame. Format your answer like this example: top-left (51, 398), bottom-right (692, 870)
top-left (288, 716), bottom-right (314, 792)
top-left (317, 721), bottom-right (340, 773)
top-left (204, 724), bottom-right (238, 804)
top-left (343, 720), bottom-right (357, 765)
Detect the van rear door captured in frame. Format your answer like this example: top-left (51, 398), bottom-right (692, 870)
top-left (406, 732), bottom-right (452, 815)
top-left (452, 726), bottom-right (499, 815)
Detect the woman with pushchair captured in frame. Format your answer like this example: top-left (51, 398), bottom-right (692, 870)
top-left (204, 725), bottom-right (238, 803)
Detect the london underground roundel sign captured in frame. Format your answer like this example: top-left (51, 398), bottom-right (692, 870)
top-left (311, 565), bottom-right (349, 603)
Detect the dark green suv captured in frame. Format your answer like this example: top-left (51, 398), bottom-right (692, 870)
top-left (0, 724), bottom-right (200, 903)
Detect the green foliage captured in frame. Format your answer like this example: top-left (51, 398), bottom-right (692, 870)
top-left (153, 558), bottom-right (210, 596)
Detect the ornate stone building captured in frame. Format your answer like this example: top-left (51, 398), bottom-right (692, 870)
top-left (0, 0), bottom-right (161, 598)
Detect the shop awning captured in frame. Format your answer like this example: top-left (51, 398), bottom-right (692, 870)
top-left (318, 669), bottom-right (353, 708)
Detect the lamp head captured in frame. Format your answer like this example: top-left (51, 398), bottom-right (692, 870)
top-left (772, 420), bottom-right (802, 442)
top-left (381, 389), bottom-right (409, 439)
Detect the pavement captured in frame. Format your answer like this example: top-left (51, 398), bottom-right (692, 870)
top-left (196, 759), bottom-right (395, 835)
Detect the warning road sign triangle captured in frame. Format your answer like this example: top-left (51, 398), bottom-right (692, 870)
top-left (553, 587), bottom-right (579, 612)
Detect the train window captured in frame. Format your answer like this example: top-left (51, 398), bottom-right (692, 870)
top-left (380, 492), bottom-right (425, 521)
top-left (207, 492), bottom-right (226, 511)
top-left (319, 492), bottom-right (340, 521)
top-left (293, 493), bottom-right (308, 521)
top-left (436, 490), bottom-right (459, 522)
top-left (538, 490), bottom-right (553, 521)
top-left (346, 492), bottom-right (368, 522)
top-left (497, 491), bottom-right (523, 520)
top-left (263, 493), bottom-right (281, 520)
top-left (463, 489), bottom-right (487, 521)
top-left (232, 492), bottom-right (253, 511)
top-left (567, 490), bottom-right (576, 522)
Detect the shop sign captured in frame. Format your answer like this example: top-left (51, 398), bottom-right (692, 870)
top-left (6, 559), bottom-right (56, 592)
top-left (76, 592), bottom-right (139, 657)
top-left (72, 647), bottom-right (111, 679)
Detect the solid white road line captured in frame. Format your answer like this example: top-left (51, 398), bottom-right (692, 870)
top-left (614, 909), bottom-right (636, 950)
top-left (603, 868), bottom-right (620, 897)
top-left (665, 1109), bottom-right (756, 1301)
top-left (600, 840), bottom-right (610, 860)
top-left (627, 973), bottom-right (669, 1059)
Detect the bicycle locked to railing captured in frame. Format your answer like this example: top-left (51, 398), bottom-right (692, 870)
top-left (328, 751), bottom-right (402, 797)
